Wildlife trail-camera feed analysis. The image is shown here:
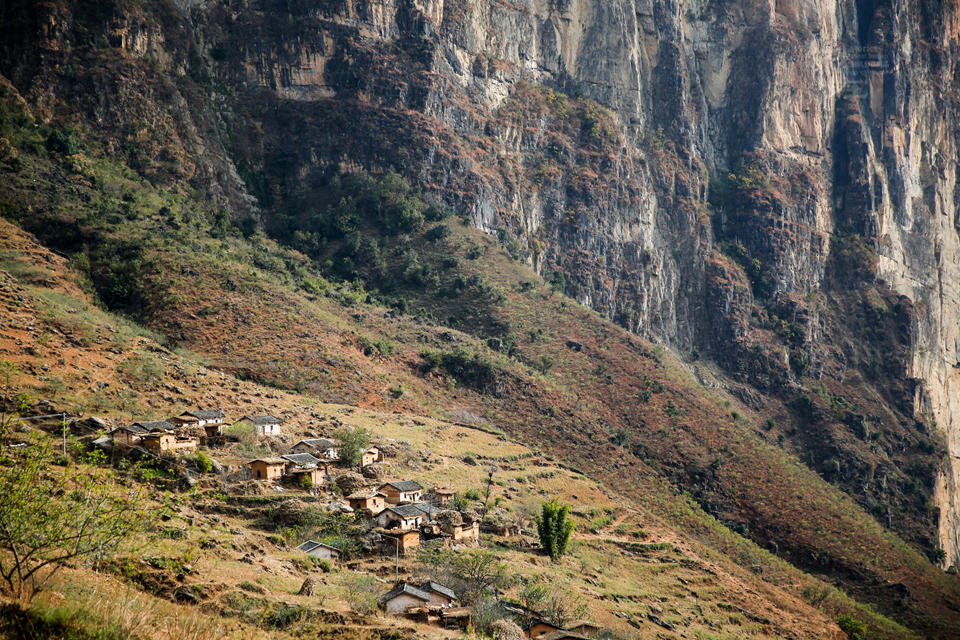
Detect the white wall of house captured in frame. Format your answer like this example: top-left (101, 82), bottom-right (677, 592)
top-left (306, 546), bottom-right (339, 560)
top-left (384, 593), bottom-right (424, 615)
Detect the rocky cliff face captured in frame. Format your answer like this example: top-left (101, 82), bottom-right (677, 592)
top-left (4, 0), bottom-right (960, 564)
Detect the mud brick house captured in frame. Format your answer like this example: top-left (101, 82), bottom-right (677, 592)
top-left (379, 480), bottom-right (424, 504)
top-left (171, 409), bottom-right (225, 438)
top-left (296, 540), bottom-right (341, 561)
top-left (141, 431), bottom-right (199, 454)
top-left (428, 487), bottom-right (455, 506)
top-left (380, 583), bottom-right (432, 615)
top-left (361, 446), bottom-right (383, 466)
top-left (292, 437), bottom-right (339, 459)
top-left (238, 414), bottom-right (283, 436)
top-left (376, 504), bottom-right (426, 530)
top-left (379, 528), bottom-right (421, 556)
top-left (347, 491), bottom-right (386, 514)
top-left (418, 582), bottom-right (457, 607)
top-left (248, 457), bottom-right (286, 481)
top-left (108, 424), bottom-right (151, 446)
top-left (443, 520), bottom-right (480, 542)
top-left (280, 453), bottom-right (326, 486)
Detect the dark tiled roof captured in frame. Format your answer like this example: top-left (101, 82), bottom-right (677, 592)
top-left (186, 409), bottom-right (224, 420)
top-left (386, 503), bottom-right (426, 518)
top-left (243, 415), bottom-right (282, 425)
top-left (133, 420), bottom-right (176, 432)
top-left (412, 502), bottom-right (443, 516)
top-left (113, 424), bottom-right (151, 435)
top-left (381, 480), bottom-right (423, 492)
top-left (295, 438), bottom-right (337, 450)
top-left (281, 453), bottom-right (322, 467)
top-left (420, 581), bottom-right (456, 600)
top-left (380, 583), bottom-right (430, 604)
top-left (297, 540), bottom-right (339, 554)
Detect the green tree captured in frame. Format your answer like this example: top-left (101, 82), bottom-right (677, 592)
top-left (0, 427), bottom-right (160, 601)
top-left (417, 544), bottom-right (511, 603)
top-left (837, 615), bottom-right (867, 640)
top-left (332, 426), bottom-right (371, 467)
top-left (536, 498), bottom-right (575, 559)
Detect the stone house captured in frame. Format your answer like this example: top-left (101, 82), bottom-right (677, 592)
top-left (443, 520), bottom-right (480, 542)
top-left (296, 540), bottom-right (341, 561)
top-left (428, 487), bottom-right (456, 506)
top-left (347, 491), bottom-right (386, 514)
top-left (238, 414), bottom-right (283, 436)
top-left (378, 480), bottom-right (424, 504)
top-left (248, 457), bottom-right (286, 481)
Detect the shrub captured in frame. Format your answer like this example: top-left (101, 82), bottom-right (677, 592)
top-left (424, 224), bottom-right (451, 242)
top-left (837, 615), bottom-right (866, 640)
top-left (299, 474), bottom-right (313, 490)
top-left (333, 427), bottom-right (371, 467)
top-left (318, 559), bottom-right (332, 573)
top-left (420, 347), bottom-right (498, 392)
top-left (536, 499), bottom-right (574, 560)
top-left (193, 451), bottom-right (214, 474)
top-left (341, 572), bottom-right (380, 614)
top-left (118, 352), bottom-right (165, 385)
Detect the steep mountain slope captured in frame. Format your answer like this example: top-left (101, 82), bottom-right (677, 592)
top-left (2, 0), bottom-right (960, 637)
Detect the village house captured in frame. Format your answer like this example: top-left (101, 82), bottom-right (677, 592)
top-left (292, 437), bottom-right (339, 460)
top-left (380, 583), bottom-right (431, 615)
top-left (238, 414), bottom-right (283, 436)
top-left (170, 409), bottom-right (225, 438)
top-left (413, 502), bottom-right (443, 522)
top-left (296, 540), bottom-right (341, 561)
top-left (248, 457), bottom-right (286, 481)
top-left (538, 631), bottom-right (592, 640)
top-left (280, 453), bottom-right (326, 486)
top-left (347, 491), bottom-right (386, 514)
top-left (378, 480), bottom-right (424, 504)
top-left (379, 528), bottom-right (421, 555)
top-left (418, 582), bottom-right (457, 608)
top-left (375, 504), bottom-right (426, 530)
top-left (428, 487), bottom-right (455, 506)
top-left (443, 520), bottom-right (480, 543)
top-left (525, 619), bottom-right (564, 639)
top-left (108, 424), bottom-right (151, 446)
top-left (134, 419), bottom-right (178, 432)
top-left (141, 432), bottom-right (199, 455)
top-left (361, 446), bottom-right (383, 467)
top-left (565, 621), bottom-right (602, 636)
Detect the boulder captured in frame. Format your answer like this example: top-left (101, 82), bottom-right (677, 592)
top-left (172, 586), bottom-right (199, 604)
top-left (335, 472), bottom-right (365, 494)
top-left (361, 463), bottom-right (385, 479)
top-left (434, 510), bottom-right (463, 528)
top-left (273, 499), bottom-right (309, 525)
top-left (297, 576), bottom-right (318, 596)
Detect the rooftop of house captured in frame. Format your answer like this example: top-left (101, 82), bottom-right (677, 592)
top-left (296, 540), bottom-right (339, 554)
top-left (379, 583), bottom-right (430, 604)
top-left (294, 437), bottom-right (337, 449)
top-left (247, 457), bottom-right (287, 466)
top-left (419, 581), bottom-right (456, 600)
top-left (111, 424), bottom-right (151, 435)
top-left (347, 491), bottom-right (384, 500)
top-left (132, 420), bottom-right (177, 432)
top-left (539, 631), bottom-right (593, 640)
top-left (385, 503), bottom-right (427, 518)
top-left (412, 502), bottom-right (444, 516)
top-left (183, 409), bottom-right (224, 420)
top-left (381, 480), bottom-right (423, 492)
top-left (280, 453), bottom-right (323, 467)
top-left (242, 414), bottom-right (283, 425)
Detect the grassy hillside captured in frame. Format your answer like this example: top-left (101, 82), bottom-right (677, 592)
top-left (0, 71), bottom-right (955, 638)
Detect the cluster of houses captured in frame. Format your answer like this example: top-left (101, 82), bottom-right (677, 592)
top-left (106, 409), bottom-right (285, 454)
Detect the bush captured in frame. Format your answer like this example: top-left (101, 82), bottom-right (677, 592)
top-left (45, 126), bottom-right (80, 156)
top-left (193, 451), bottom-right (214, 474)
top-left (341, 573), bottom-right (380, 614)
top-left (118, 352), bottom-right (165, 385)
top-left (837, 615), bottom-right (866, 640)
top-left (333, 427), bottom-right (371, 467)
top-left (318, 559), bottom-right (332, 573)
top-left (299, 474), bottom-right (313, 490)
top-left (424, 224), bottom-right (451, 242)
top-left (420, 347), bottom-right (498, 392)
